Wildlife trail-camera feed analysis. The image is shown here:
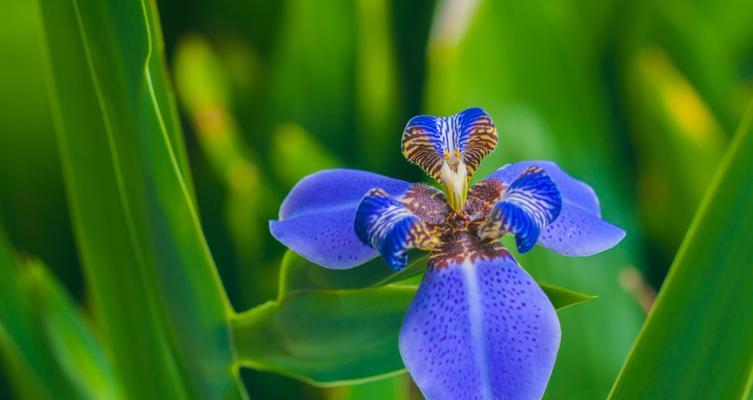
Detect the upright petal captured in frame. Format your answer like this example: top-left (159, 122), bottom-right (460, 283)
top-left (480, 167), bottom-right (562, 253)
top-left (354, 189), bottom-right (439, 270)
top-left (401, 108), bottom-right (497, 212)
top-left (400, 253), bottom-right (560, 400)
top-left (270, 169), bottom-right (412, 269)
top-left (401, 107), bottom-right (497, 179)
top-left (487, 161), bottom-right (625, 256)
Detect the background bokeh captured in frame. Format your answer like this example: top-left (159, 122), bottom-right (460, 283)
top-left (2, 0), bottom-right (753, 398)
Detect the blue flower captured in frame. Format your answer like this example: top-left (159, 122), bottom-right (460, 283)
top-left (270, 107), bottom-right (625, 400)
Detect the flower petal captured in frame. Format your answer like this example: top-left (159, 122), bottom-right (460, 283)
top-left (488, 160), bottom-right (600, 216)
top-left (400, 254), bottom-right (560, 400)
top-left (487, 161), bottom-right (625, 256)
top-left (401, 107), bottom-right (497, 179)
top-left (354, 189), bottom-right (439, 270)
top-left (270, 169), bottom-right (412, 269)
top-left (538, 205), bottom-right (626, 256)
top-left (480, 167), bottom-right (562, 253)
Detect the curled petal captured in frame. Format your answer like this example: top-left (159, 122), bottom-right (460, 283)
top-left (270, 169), bottom-right (412, 269)
top-left (487, 161), bottom-right (625, 256)
top-left (401, 107), bottom-right (497, 179)
top-left (354, 189), bottom-right (439, 270)
top-left (480, 167), bottom-right (561, 253)
top-left (488, 160), bottom-right (600, 216)
top-left (400, 254), bottom-right (560, 400)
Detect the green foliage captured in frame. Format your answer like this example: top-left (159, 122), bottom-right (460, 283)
top-left (231, 250), bottom-right (595, 386)
top-left (608, 102), bottom-right (753, 399)
top-left (2, 0), bottom-right (753, 398)
top-left (278, 251), bottom-right (429, 293)
top-left (35, 0), bottom-right (243, 397)
top-left (0, 228), bottom-right (115, 399)
top-left (280, 250), bottom-right (594, 307)
top-left (232, 286), bottom-right (414, 386)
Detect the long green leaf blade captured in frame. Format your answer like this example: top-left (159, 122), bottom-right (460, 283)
top-left (24, 260), bottom-right (120, 399)
top-left (35, 0), bottom-right (244, 398)
top-left (0, 225), bottom-right (113, 399)
top-left (0, 227), bottom-right (57, 400)
top-left (608, 102), bottom-right (753, 399)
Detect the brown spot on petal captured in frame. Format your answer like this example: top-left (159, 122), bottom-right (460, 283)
top-left (401, 184), bottom-right (451, 225)
top-left (464, 179), bottom-right (506, 220)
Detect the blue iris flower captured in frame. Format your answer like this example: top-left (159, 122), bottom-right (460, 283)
top-left (270, 107), bottom-right (625, 400)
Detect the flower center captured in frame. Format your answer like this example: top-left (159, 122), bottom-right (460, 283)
top-left (402, 179), bottom-right (508, 269)
top-left (439, 150), bottom-right (469, 214)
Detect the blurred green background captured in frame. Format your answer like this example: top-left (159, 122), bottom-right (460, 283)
top-left (1, 0), bottom-right (753, 399)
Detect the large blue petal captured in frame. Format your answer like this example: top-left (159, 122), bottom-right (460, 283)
top-left (400, 254), bottom-right (560, 400)
top-left (487, 161), bottom-right (625, 256)
top-left (270, 169), bottom-right (412, 269)
top-left (354, 189), bottom-right (438, 270)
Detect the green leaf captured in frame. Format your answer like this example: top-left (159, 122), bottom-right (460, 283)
top-left (539, 283), bottom-right (597, 311)
top-left (23, 260), bottom-right (120, 399)
top-left (235, 254), bottom-right (593, 385)
top-left (0, 226), bottom-right (114, 399)
top-left (332, 374), bottom-right (411, 400)
top-left (278, 250), bottom-right (428, 295)
top-left (608, 102), bottom-right (753, 398)
top-left (35, 0), bottom-right (244, 398)
top-left (0, 227), bottom-right (56, 400)
top-left (279, 250), bottom-right (595, 306)
top-left (0, 324), bottom-right (52, 400)
top-left (233, 286), bottom-right (413, 386)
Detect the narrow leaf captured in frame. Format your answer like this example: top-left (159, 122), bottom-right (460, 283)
top-left (0, 226), bottom-right (112, 399)
top-left (24, 260), bottom-right (120, 399)
top-left (608, 101), bottom-right (753, 399)
top-left (539, 283), bottom-right (597, 311)
top-left (35, 0), bottom-right (243, 397)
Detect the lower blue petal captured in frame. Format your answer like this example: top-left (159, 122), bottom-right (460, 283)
top-left (400, 254), bottom-right (560, 400)
top-left (270, 169), bottom-right (412, 269)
